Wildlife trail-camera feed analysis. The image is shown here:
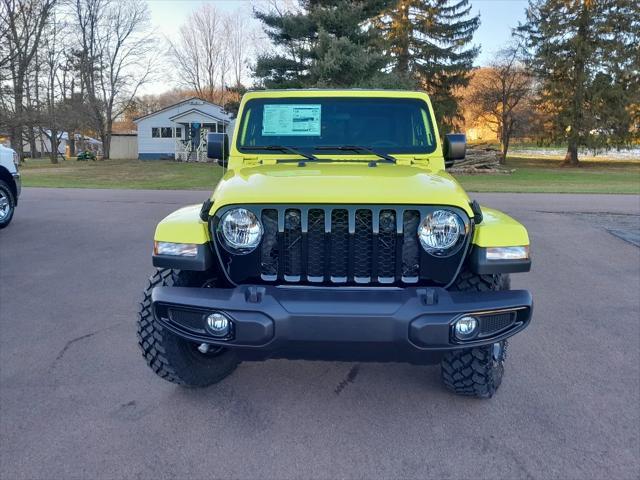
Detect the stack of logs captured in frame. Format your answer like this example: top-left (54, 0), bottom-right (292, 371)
top-left (449, 144), bottom-right (514, 174)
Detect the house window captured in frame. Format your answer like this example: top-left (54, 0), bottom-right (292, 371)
top-left (153, 127), bottom-right (176, 138)
top-left (203, 123), bottom-right (228, 133)
top-left (175, 127), bottom-right (182, 138)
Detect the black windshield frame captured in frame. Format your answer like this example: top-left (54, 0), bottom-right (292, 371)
top-left (236, 97), bottom-right (437, 156)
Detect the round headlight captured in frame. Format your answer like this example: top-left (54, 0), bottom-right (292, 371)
top-left (418, 210), bottom-right (464, 255)
top-left (219, 208), bottom-right (263, 253)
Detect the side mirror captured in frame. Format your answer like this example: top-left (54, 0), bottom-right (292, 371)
top-left (207, 132), bottom-right (229, 167)
top-left (443, 133), bottom-right (466, 168)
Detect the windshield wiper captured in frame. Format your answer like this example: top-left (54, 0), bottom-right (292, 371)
top-left (248, 145), bottom-right (320, 163)
top-left (314, 145), bottom-right (397, 164)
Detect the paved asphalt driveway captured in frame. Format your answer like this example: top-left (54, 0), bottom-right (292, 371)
top-left (1, 188), bottom-right (639, 480)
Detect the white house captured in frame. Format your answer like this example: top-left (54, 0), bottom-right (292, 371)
top-left (133, 97), bottom-right (233, 161)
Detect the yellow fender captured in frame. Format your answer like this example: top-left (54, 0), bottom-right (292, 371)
top-left (473, 207), bottom-right (530, 247)
top-left (154, 205), bottom-right (210, 244)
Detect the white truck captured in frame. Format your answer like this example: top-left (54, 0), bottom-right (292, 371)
top-left (0, 144), bottom-right (21, 228)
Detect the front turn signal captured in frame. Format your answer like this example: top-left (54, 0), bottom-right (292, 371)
top-left (154, 241), bottom-right (198, 257)
top-left (486, 246), bottom-right (530, 261)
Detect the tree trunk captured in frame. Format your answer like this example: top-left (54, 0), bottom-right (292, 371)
top-left (394, 0), bottom-right (411, 75)
top-left (49, 130), bottom-right (59, 164)
top-left (102, 117), bottom-right (113, 159)
top-left (563, 3), bottom-right (589, 167)
top-left (564, 140), bottom-right (579, 166)
top-left (100, 130), bottom-right (110, 160)
top-left (499, 112), bottom-right (508, 165)
top-left (9, 126), bottom-right (23, 162)
top-left (11, 80), bottom-right (25, 161)
top-left (501, 132), bottom-right (510, 165)
top-left (102, 133), bottom-right (110, 159)
top-left (69, 134), bottom-right (76, 156)
top-left (27, 128), bottom-right (37, 159)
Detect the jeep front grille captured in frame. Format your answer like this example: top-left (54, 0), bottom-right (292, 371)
top-left (212, 205), bottom-right (471, 287)
top-left (259, 207), bottom-right (423, 284)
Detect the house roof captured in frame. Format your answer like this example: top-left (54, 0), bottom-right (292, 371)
top-left (168, 108), bottom-right (228, 123)
top-left (133, 97), bottom-right (225, 123)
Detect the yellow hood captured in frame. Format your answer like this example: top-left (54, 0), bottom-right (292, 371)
top-left (210, 163), bottom-right (473, 216)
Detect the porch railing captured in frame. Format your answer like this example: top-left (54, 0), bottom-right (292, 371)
top-left (174, 128), bottom-right (210, 162)
top-left (175, 138), bottom-right (192, 162)
top-left (195, 129), bottom-right (208, 162)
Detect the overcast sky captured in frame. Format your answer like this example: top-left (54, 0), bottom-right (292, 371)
top-left (145, 0), bottom-right (529, 94)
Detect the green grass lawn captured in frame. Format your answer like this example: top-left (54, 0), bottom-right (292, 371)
top-left (20, 158), bottom-right (224, 190)
top-left (19, 156), bottom-right (640, 194)
top-left (455, 156), bottom-right (640, 194)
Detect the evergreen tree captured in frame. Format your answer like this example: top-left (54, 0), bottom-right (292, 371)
top-left (593, 0), bottom-right (640, 150)
top-left (518, 0), bottom-right (639, 165)
top-left (253, 5), bottom-right (316, 88)
top-left (254, 1), bottom-right (479, 130)
top-left (377, 0), bottom-right (480, 130)
top-left (254, 1), bottom-right (410, 89)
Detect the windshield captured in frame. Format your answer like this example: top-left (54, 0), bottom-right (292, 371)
top-left (237, 97), bottom-right (437, 155)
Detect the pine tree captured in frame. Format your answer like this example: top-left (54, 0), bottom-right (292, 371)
top-left (253, 5), bottom-right (317, 88)
top-left (594, 0), bottom-right (640, 150)
top-left (518, 0), bottom-right (639, 165)
top-left (377, 0), bottom-right (480, 130)
top-left (254, 0), bottom-right (409, 89)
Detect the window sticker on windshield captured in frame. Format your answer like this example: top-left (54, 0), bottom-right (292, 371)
top-left (262, 104), bottom-right (321, 136)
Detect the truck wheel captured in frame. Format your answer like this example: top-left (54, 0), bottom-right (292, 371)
top-left (0, 180), bottom-right (15, 229)
top-left (440, 271), bottom-right (510, 398)
top-left (137, 269), bottom-right (239, 387)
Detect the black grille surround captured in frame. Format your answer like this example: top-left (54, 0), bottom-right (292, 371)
top-left (210, 205), bottom-right (473, 287)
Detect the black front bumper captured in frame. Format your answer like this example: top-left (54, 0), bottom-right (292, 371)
top-left (152, 285), bottom-right (533, 364)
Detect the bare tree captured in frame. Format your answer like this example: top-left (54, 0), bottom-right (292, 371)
top-left (168, 5), bottom-right (238, 105)
top-left (73, 0), bottom-right (155, 158)
top-left (0, 2), bottom-right (14, 82)
top-left (23, 46), bottom-right (40, 157)
top-left (466, 45), bottom-right (533, 163)
top-left (226, 11), bottom-right (250, 90)
top-left (1, 0), bottom-right (57, 159)
top-left (38, 11), bottom-right (67, 163)
top-left (0, 2), bottom-right (19, 119)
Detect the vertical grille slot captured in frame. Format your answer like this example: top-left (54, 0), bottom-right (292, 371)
top-left (402, 210), bottom-right (420, 281)
top-left (330, 209), bottom-right (349, 282)
top-left (354, 209), bottom-right (372, 281)
top-left (377, 209), bottom-right (397, 281)
top-left (260, 209), bottom-right (279, 279)
top-left (307, 209), bottom-right (325, 280)
top-left (283, 209), bottom-right (302, 280)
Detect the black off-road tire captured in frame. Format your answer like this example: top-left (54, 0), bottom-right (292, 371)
top-left (137, 269), bottom-right (239, 387)
top-left (0, 180), bottom-right (15, 229)
top-left (448, 270), bottom-right (510, 293)
top-left (440, 270), bottom-right (510, 398)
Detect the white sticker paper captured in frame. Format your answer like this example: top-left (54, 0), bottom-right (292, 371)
top-left (262, 104), bottom-right (321, 136)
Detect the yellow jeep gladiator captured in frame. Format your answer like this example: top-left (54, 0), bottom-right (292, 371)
top-left (137, 90), bottom-right (532, 398)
